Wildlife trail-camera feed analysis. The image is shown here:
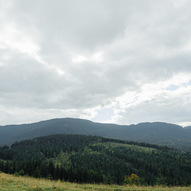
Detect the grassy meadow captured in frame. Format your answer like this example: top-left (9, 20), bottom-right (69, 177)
top-left (0, 172), bottom-right (191, 191)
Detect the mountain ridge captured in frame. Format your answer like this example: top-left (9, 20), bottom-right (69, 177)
top-left (1, 118), bottom-right (191, 150)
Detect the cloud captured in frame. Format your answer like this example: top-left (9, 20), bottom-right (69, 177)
top-left (0, 0), bottom-right (191, 125)
top-left (111, 74), bottom-right (191, 125)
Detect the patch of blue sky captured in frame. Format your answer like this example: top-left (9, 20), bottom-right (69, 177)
top-left (166, 80), bottom-right (191, 91)
top-left (93, 108), bottom-right (114, 122)
top-left (166, 84), bottom-right (180, 91)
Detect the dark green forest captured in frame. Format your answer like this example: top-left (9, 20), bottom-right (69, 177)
top-left (0, 134), bottom-right (191, 186)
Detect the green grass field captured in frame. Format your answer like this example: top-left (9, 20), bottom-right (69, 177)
top-left (0, 173), bottom-right (191, 191)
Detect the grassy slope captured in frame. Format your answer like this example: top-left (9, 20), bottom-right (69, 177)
top-left (96, 142), bottom-right (157, 152)
top-left (0, 173), bottom-right (190, 191)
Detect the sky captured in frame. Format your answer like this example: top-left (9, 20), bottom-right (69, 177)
top-left (0, 0), bottom-right (191, 126)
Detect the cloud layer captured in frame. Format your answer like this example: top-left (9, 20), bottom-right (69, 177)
top-left (0, 0), bottom-right (191, 126)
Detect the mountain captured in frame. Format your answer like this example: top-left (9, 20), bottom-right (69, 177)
top-left (0, 118), bottom-right (191, 150)
top-left (185, 126), bottom-right (191, 130)
top-left (1, 134), bottom-right (191, 186)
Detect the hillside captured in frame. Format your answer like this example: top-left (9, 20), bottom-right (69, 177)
top-left (1, 173), bottom-right (191, 191)
top-left (1, 118), bottom-right (191, 150)
top-left (1, 134), bottom-right (191, 186)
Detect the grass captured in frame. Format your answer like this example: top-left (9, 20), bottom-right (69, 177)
top-left (0, 172), bottom-right (191, 191)
top-left (93, 142), bottom-right (156, 153)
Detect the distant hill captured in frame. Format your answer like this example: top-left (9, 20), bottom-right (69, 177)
top-left (0, 118), bottom-right (191, 150)
top-left (185, 126), bottom-right (191, 130)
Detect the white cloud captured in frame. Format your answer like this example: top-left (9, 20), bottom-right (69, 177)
top-left (72, 52), bottom-right (103, 63)
top-left (111, 73), bottom-right (191, 125)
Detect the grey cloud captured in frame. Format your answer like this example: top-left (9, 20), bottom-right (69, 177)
top-left (117, 89), bottom-right (191, 125)
top-left (1, 0), bottom-right (191, 124)
top-left (11, 0), bottom-right (130, 49)
top-left (0, 53), bottom-right (67, 107)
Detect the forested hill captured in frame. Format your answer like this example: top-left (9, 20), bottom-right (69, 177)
top-left (1, 118), bottom-right (191, 150)
top-left (1, 134), bottom-right (191, 186)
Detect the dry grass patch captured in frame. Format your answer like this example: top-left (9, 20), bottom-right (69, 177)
top-left (0, 173), bottom-right (191, 191)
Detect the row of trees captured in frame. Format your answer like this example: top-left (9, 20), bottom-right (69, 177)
top-left (0, 159), bottom-right (103, 183)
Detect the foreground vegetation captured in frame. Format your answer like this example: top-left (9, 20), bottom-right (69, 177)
top-left (1, 134), bottom-right (191, 186)
top-left (0, 173), bottom-right (191, 191)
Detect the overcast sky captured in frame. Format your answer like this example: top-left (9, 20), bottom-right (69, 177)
top-left (0, 0), bottom-right (191, 126)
